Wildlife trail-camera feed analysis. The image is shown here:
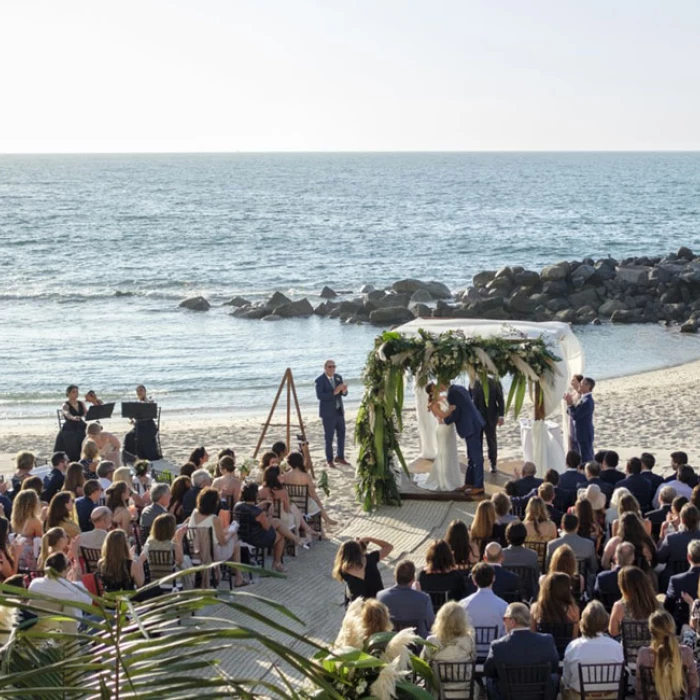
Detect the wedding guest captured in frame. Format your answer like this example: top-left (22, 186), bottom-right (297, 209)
top-left (131, 460), bottom-right (153, 503)
top-left (332, 536), bottom-right (393, 600)
top-left (474, 542), bottom-right (521, 601)
top-left (334, 598), bottom-right (392, 649)
top-left (212, 456), bottom-right (241, 501)
top-left (584, 460), bottom-right (613, 506)
top-left (538, 483), bottom-right (564, 529)
top-left (565, 377), bottom-right (595, 462)
top-left (531, 572), bottom-right (580, 637)
top-left (654, 464), bottom-right (695, 508)
top-left (168, 476), bottom-right (191, 524)
top-left (602, 512), bottom-right (657, 571)
top-left (139, 483), bottom-right (171, 533)
top-left (142, 513), bottom-right (187, 589)
top-left (657, 504), bottom-right (700, 591)
top-left (84, 422), bottom-right (121, 466)
top-left (41, 452), bottom-right (68, 503)
top-left (53, 385), bottom-right (87, 462)
top-left (646, 486), bottom-right (675, 542)
top-left (29, 552), bottom-right (92, 620)
top-left (215, 448), bottom-right (236, 478)
top-left (545, 544), bottom-right (585, 605)
top-left (74, 480), bottom-right (103, 532)
top-left (665, 540), bottom-right (700, 633)
top-left (11, 490), bottom-right (43, 571)
top-left (259, 466), bottom-right (311, 541)
top-left (608, 565), bottom-right (660, 637)
top-left (546, 514), bottom-right (597, 583)
top-left (188, 447), bottom-right (208, 469)
top-left (418, 539), bottom-right (468, 601)
top-left (280, 451), bottom-right (337, 527)
top-left (0, 517), bottom-right (22, 580)
top-left (97, 529), bottom-right (146, 592)
top-left (636, 611), bottom-right (698, 700)
top-left (615, 457), bottom-right (653, 512)
top-left (460, 563), bottom-right (508, 653)
top-left (470, 376), bottom-right (504, 474)
top-left (483, 602), bottom-right (560, 700)
top-left (80, 439), bottom-right (101, 478)
top-left (610, 493), bottom-right (652, 538)
top-left (605, 487), bottom-right (632, 534)
top-left (271, 441), bottom-right (288, 461)
top-left (502, 522), bottom-right (540, 600)
top-left (512, 461), bottom-right (542, 497)
top-left (659, 495), bottom-right (690, 540)
top-left (112, 466), bottom-right (147, 511)
top-left (315, 359), bottom-right (349, 469)
top-left (105, 482), bottom-right (132, 536)
top-left (640, 452), bottom-right (664, 494)
top-left (79, 506), bottom-right (112, 550)
top-left (562, 601), bottom-right (624, 699)
top-left (62, 462), bottom-right (85, 499)
top-left (576, 483), bottom-right (607, 535)
top-left (492, 492), bottom-right (517, 526)
top-left (663, 451), bottom-right (697, 487)
top-left (97, 461), bottom-right (116, 491)
top-left (37, 527), bottom-right (72, 570)
top-left (46, 491), bottom-right (80, 539)
top-left (593, 542), bottom-right (635, 609)
top-left (599, 450), bottom-right (625, 487)
top-left (378, 560), bottom-right (434, 638)
top-left (182, 469), bottom-right (213, 519)
top-left (558, 450), bottom-right (587, 497)
top-left (10, 451), bottom-right (35, 497)
top-left (179, 462), bottom-right (196, 478)
top-left (470, 500), bottom-right (498, 555)
top-left (445, 518), bottom-right (479, 567)
top-left (524, 497), bottom-right (557, 544)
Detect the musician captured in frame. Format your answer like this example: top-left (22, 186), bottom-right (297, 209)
top-left (84, 390), bottom-right (104, 406)
top-left (124, 385), bottom-right (162, 462)
top-left (53, 385), bottom-right (87, 461)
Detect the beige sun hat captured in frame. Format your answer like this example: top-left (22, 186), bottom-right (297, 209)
top-left (578, 483), bottom-right (606, 511)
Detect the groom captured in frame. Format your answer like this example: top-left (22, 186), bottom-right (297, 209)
top-left (440, 381), bottom-right (486, 494)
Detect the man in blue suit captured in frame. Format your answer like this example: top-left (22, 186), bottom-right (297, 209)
top-left (664, 539), bottom-right (700, 633)
top-left (615, 457), bottom-right (653, 512)
top-left (594, 541), bottom-right (634, 609)
top-left (565, 377), bottom-right (596, 462)
top-left (483, 602), bottom-right (560, 700)
top-left (315, 360), bottom-right (349, 468)
top-left (440, 381), bottom-right (486, 494)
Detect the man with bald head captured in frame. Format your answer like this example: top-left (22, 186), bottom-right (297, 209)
top-left (465, 542), bottom-right (521, 601)
top-left (594, 541), bottom-right (634, 608)
top-left (513, 461), bottom-right (542, 497)
top-left (78, 506), bottom-right (112, 550)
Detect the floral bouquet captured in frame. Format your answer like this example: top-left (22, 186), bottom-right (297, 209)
top-left (238, 457), bottom-right (256, 479)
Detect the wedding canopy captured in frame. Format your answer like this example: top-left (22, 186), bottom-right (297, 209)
top-left (354, 319), bottom-right (584, 510)
top-left (394, 319), bottom-right (584, 477)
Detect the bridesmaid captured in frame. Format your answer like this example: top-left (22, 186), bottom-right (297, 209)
top-left (54, 385), bottom-right (87, 462)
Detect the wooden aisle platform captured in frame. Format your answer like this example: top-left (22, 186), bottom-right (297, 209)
top-left (398, 457), bottom-right (521, 502)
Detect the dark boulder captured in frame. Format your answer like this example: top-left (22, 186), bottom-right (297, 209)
top-left (541, 262), bottom-right (570, 281)
top-left (179, 296), bottom-right (211, 311)
top-left (678, 246), bottom-right (694, 261)
top-left (369, 306), bottom-right (415, 326)
top-left (611, 309), bottom-right (643, 324)
top-left (513, 270), bottom-right (541, 288)
top-left (320, 286), bottom-right (338, 299)
top-left (473, 270), bottom-right (496, 287)
top-left (542, 280), bottom-right (568, 296)
top-left (267, 291), bottom-right (292, 308)
top-left (223, 295), bottom-right (251, 307)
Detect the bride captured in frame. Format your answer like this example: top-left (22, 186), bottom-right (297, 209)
top-left (414, 383), bottom-right (462, 492)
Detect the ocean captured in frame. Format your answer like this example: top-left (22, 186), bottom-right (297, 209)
top-left (1, 152), bottom-right (700, 423)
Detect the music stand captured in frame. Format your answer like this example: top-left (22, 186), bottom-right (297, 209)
top-left (85, 403), bottom-right (115, 421)
top-left (121, 402), bottom-right (158, 420)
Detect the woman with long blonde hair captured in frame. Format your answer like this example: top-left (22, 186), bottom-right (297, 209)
top-left (105, 481), bottom-right (133, 535)
top-left (524, 496), bottom-right (557, 542)
top-left (37, 527), bottom-right (70, 570)
top-left (334, 597), bottom-right (392, 649)
top-left (422, 601), bottom-right (475, 665)
top-left (11, 490), bottom-right (43, 572)
top-left (637, 610), bottom-right (697, 699)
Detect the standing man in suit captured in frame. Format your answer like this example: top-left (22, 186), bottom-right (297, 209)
top-left (565, 377), bottom-right (596, 462)
top-left (471, 376), bottom-right (505, 474)
top-left (438, 381), bottom-right (486, 494)
top-left (315, 360), bottom-right (349, 469)
top-left (483, 602), bottom-right (560, 700)
top-left (664, 539), bottom-right (700, 633)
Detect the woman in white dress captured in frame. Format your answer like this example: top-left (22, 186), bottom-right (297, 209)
top-left (415, 383), bottom-right (462, 492)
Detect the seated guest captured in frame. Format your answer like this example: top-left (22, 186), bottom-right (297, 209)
top-left (615, 457), bottom-right (653, 512)
top-left (492, 492), bottom-right (517, 526)
top-left (602, 512), bottom-right (657, 571)
top-left (105, 482), bottom-right (133, 536)
top-left (558, 450), bottom-right (587, 501)
top-left (546, 513), bottom-right (597, 580)
top-left (594, 541), bottom-right (635, 609)
top-left (524, 496), bottom-right (557, 544)
top-left (531, 572), bottom-right (580, 637)
top-left (512, 461), bottom-right (542, 497)
top-left (445, 518), bottom-right (479, 568)
top-left (0, 517), bottom-right (21, 580)
top-left (640, 451), bottom-right (664, 495)
top-left (334, 598), bottom-right (392, 649)
top-left (483, 602), bottom-right (559, 700)
top-left (418, 539), bottom-right (468, 601)
top-left (271, 441), bottom-right (288, 462)
top-left (74, 480), bottom-right (103, 532)
top-left (139, 483), bottom-right (171, 533)
top-left (142, 513), bottom-right (186, 587)
top-left (113, 467), bottom-right (148, 511)
top-left (562, 601), bottom-right (624, 699)
top-left (460, 563), bottom-right (508, 649)
top-left (41, 452), bottom-right (68, 503)
top-left (637, 611), bottom-right (698, 700)
top-left (664, 540), bottom-right (700, 633)
top-left (280, 451), bottom-right (337, 527)
top-left (46, 491), bottom-right (80, 539)
top-left (478, 542), bottom-right (521, 601)
top-left (502, 521), bottom-right (540, 600)
top-left (647, 486), bottom-right (676, 542)
top-left (61, 462), bottom-right (85, 499)
top-left (83, 422), bottom-right (121, 467)
top-left (80, 440), bottom-right (101, 479)
top-left (182, 469), bottom-right (212, 520)
top-left (608, 565), bottom-right (660, 637)
top-left (611, 493), bottom-right (652, 538)
top-left (663, 451), bottom-right (697, 487)
top-left (422, 601), bottom-right (476, 693)
top-left (78, 506), bottom-right (111, 550)
top-left (188, 446), bottom-right (209, 470)
top-left (377, 560), bottom-right (434, 638)
top-left (9, 451), bottom-right (35, 498)
top-left (605, 486), bottom-right (631, 534)
top-left (599, 450), bottom-right (624, 487)
top-left (469, 500), bottom-right (498, 555)
top-left (259, 466), bottom-right (312, 541)
top-left (542, 469), bottom-right (570, 513)
top-left (212, 455), bottom-right (241, 501)
top-left (658, 504), bottom-right (700, 591)
top-left (538, 483), bottom-right (564, 529)
top-left (332, 535), bottom-right (393, 601)
top-left (584, 460), bottom-right (613, 506)
top-left (660, 495), bottom-right (690, 541)
top-left (37, 527), bottom-right (72, 570)
top-left (179, 462), bottom-right (196, 478)
top-left (168, 476), bottom-right (191, 524)
top-left (654, 464), bottom-right (695, 508)
top-left (29, 552), bottom-right (92, 620)
top-left (575, 484), bottom-right (607, 534)
top-left (131, 460), bottom-right (153, 504)
top-left (544, 544), bottom-right (585, 605)
top-left (97, 461), bottom-right (115, 491)
top-left (97, 529), bottom-right (146, 591)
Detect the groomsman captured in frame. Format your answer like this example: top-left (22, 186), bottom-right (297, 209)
top-left (565, 377), bottom-right (596, 462)
top-left (315, 360), bottom-right (349, 469)
top-left (471, 377), bottom-right (504, 474)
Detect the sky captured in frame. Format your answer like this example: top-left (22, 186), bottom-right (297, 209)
top-left (1, 0), bottom-right (699, 153)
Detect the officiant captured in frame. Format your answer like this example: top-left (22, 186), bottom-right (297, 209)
top-left (470, 377), bottom-right (504, 474)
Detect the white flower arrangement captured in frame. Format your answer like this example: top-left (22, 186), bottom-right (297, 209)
top-left (239, 457), bottom-right (257, 479)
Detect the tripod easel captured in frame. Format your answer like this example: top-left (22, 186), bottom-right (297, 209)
top-left (253, 368), bottom-right (313, 477)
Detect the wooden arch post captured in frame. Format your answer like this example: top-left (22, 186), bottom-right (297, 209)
top-left (253, 368), bottom-right (310, 474)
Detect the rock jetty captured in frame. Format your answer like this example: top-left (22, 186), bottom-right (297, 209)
top-left (179, 249), bottom-right (700, 331)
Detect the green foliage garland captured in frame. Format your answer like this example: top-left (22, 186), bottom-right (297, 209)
top-left (355, 329), bottom-right (561, 511)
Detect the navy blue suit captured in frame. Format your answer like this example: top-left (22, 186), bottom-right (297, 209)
top-left (665, 565), bottom-right (700, 633)
top-left (514, 475), bottom-right (542, 498)
top-left (594, 566), bottom-right (622, 609)
top-left (315, 372), bottom-right (347, 463)
top-left (443, 384), bottom-right (486, 488)
top-left (483, 629), bottom-right (559, 700)
top-left (641, 470), bottom-right (664, 495)
top-left (465, 566), bottom-right (521, 601)
top-left (567, 394), bottom-right (595, 462)
top-left (657, 529), bottom-right (700, 592)
top-left (615, 473), bottom-right (653, 511)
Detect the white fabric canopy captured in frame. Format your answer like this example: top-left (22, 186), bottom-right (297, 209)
top-left (394, 318), bottom-right (585, 474)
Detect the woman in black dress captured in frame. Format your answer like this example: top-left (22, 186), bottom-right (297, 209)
top-left (54, 385), bottom-right (87, 462)
top-left (418, 539), bottom-right (468, 602)
top-left (332, 537), bottom-right (393, 602)
top-left (125, 385), bottom-right (161, 461)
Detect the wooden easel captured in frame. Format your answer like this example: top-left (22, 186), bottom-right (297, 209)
top-left (253, 368), bottom-right (312, 476)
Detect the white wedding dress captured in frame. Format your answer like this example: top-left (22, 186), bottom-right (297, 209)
top-left (414, 399), bottom-right (462, 492)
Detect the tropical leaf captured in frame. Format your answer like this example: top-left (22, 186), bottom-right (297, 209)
top-left (514, 375), bottom-right (527, 417)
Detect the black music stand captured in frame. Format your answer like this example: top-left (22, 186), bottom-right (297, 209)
top-left (86, 403), bottom-right (115, 421)
top-left (121, 402), bottom-right (158, 421)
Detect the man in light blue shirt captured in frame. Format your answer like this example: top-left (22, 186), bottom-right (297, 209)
top-left (460, 563), bottom-right (507, 658)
